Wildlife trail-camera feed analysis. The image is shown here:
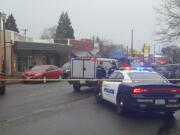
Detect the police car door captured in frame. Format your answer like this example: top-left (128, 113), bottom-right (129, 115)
top-left (102, 72), bottom-right (124, 104)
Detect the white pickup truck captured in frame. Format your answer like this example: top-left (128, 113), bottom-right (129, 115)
top-left (69, 57), bottom-right (118, 92)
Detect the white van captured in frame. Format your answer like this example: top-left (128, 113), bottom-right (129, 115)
top-left (69, 57), bottom-right (118, 92)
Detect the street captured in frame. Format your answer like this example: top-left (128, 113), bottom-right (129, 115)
top-left (0, 82), bottom-right (179, 135)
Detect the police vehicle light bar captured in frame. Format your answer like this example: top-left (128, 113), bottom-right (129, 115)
top-left (119, 67), bottom-right (152, 71)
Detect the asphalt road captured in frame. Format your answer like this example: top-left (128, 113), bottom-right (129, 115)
top-left (0, 82), bottom-right (94, 121)
top-left (0, 82), bottom-right (180, 135)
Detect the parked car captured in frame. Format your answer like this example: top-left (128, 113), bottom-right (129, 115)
top-left (166, 64), bottom-right (180, 82)
top-left (152, 65), bottom-right (175, 83)
top-left (0, 72), bottom-right (5, 95)
top-left (61, 62), bottom-right (71, 79)
top-left (22, 65), bottom-right (63, 83)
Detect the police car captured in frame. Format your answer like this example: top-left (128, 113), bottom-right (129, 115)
top-left (95, 67), bottom-right (180, 116)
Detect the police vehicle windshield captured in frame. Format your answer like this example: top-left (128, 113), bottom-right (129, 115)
top-left (128, 72), bottom-right (167, 83)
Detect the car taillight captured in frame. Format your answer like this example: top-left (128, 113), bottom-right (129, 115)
top-left (133, 88), bottom-right (180, 94)
top-left (90, 57), bottom-right (96, 61)
top-left (169, 89), bottom-right (180, 93)
top-left (0, 75), bottom-right (5, 79)
top-left (133, 88), bottom-right (141, 93)
top-left (133, 88), bottom-right (148, 94)
top-left (160, 88), bottom-right (180, 93)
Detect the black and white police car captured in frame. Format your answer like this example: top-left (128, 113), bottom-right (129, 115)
top-left (95, 67), bottom-right (180, 116)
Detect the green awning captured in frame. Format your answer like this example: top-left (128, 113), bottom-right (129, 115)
top-left (14, 41), bottom-right (72, 54)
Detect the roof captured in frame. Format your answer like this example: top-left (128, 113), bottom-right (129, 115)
top-left (116, 70), bottom-right (155, 73)
top-left (70, 40), bottom-right (93, 51)
top-left (34, 65), bottom-right (54, 67)
top-left (96, 58), bottom-right (117, 61)
top-left (154, 55), bottom-right (167, 58)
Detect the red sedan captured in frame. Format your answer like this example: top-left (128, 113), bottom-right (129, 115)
top-left (22, 65), bottom-right (63, 83)
top-left (0, 72), bottom-right (5, 95)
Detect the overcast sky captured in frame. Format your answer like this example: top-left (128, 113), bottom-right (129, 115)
top-left (1, 0), bottom-right (161, 51)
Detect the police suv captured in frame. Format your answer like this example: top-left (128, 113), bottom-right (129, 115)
top-left (95, 67), bottom-right (180, 116)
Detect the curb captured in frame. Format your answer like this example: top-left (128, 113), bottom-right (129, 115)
top-left (6, 81), bottom-right (22, 85)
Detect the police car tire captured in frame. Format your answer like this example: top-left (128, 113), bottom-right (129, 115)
top-left (73, 85), bottom-right (80, 92)
top-left (95, 89), bottom-right (103, 103)
top-left (116, 98), bottom-right (127, 115)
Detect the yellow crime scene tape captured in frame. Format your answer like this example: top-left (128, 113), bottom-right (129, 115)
top-left (1, 78), bottom-right (180, 81)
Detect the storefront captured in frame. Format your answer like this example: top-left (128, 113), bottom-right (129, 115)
top-left (14, 41), bottom-right (72, 72)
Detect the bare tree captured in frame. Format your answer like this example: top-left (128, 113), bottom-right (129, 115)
top-left (96, 38), bottom-right (126, 57)
top-left (40, 26), bottom-right (57, 39)
top-left (155, 0), bottom-right (180, 43)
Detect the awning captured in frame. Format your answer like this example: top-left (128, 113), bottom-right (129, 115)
top-left (14, 41), bottom-right (72, 54)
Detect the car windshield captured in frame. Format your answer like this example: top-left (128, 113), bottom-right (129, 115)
top-left (62, 63), bottom-right (70, 70)
top-left (153, 66), bottom-right (169, 71)
top-left (128, 72), bottom-right (167, 83)
top-left (31, 66), bottom-right (49, 71)
top-left (101, 61), bottom-right (113, 70)
top-left (167, 65), bottom-right (178, 71)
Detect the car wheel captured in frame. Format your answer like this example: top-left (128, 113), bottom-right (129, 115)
top-left (0, 86), bottom-right (5, 95)
top-left (73, 84), bottom-right (80, 92)
top-left (43, 76), bottom-right (47, 83)
top-left (116, 98), bottom-right (127, 115)
top-left (95, 87), bottom-right (103, 103)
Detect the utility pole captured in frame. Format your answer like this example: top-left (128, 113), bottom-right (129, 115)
top-left (159, 44), bottom-right (161, 53)
top-left (22, 28), bottom-right (28, 37)
top-left (143, 44), bottom-right (145, 63)
top-left (131, 29), bottom-right (133, 57)
top-left (1, 13), bottom-right (6, 77)
top-left (0, 12), bottom-right (1, 30)
top-left (127, 46), bottom-right (128, 56)
top-left (154, 44), bottom-right (156, 62)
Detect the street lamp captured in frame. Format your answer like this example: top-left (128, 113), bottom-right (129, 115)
top-left (1, 12), bottom-right (6, 77)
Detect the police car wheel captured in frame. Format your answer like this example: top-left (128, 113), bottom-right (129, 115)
top-left (73, 85), bottom-right (80, 92)
top-left (95, 89), bottom-right (103, 103)
top-left (117, 99), bottom-right (126, 115)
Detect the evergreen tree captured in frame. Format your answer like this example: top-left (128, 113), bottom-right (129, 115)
top-left (5, 14), bottom-right (19, 33)
top-left (55, 12), bottom-right (75, 39)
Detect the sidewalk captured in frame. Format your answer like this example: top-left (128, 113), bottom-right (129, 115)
top-left (6, 74), bottom-right (22, 85)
